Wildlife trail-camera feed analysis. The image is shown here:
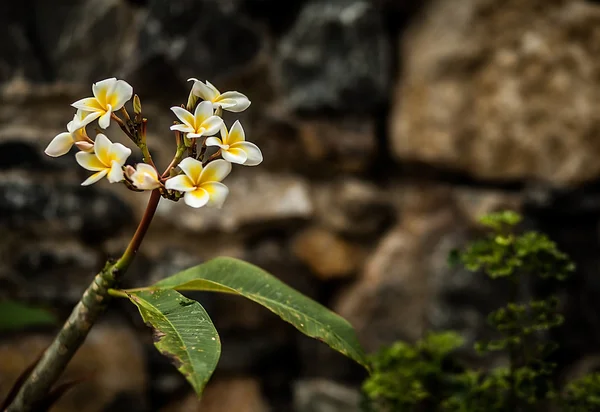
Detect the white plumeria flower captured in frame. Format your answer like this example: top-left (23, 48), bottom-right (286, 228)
top-left (170, 101), bottom-right (223, 139)
top-left (188, 79), bottom-right (251, 113)
top-left (71, 78), bottom-right (133, 129)
top-left (75, 134), bottom-right (132, 186)
top-left (206, 120), bottom-right (263, 166)
top-left (165, 158), bottom-right (231, 209)
top-left (45, 109), bottom-right (94, 157)
top-left (127, 163), bottom-right (161, 190)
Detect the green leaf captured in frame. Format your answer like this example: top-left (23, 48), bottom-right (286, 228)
top-left (144, 257), bottom-right (369, 369)
top-left (0, 300), bottom-right (56, 331)
top-left (123, 289), bottom-right (220, 396)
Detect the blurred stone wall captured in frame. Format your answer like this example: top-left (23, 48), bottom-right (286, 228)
top-left (1, 0), bottom-right (600, 411)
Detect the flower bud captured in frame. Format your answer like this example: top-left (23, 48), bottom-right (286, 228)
top-left (74, 141), bottom-right (94, 152)
top-left (133, 94), bottom-right (142, 115)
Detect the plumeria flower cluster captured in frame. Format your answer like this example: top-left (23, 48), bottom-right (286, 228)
top-left (45, 77), bottom-right (262, 209)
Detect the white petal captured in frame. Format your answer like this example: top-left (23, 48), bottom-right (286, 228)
top-left (45, 132), bottom-right (74, 157)
top-left (213, 101), bottom-right (236, 110)
top-left (205, 136), bottom-right (223, 147)
top-left (74, 141), bottom-right (95, 152)
top-left (98, 105), bottom-right (112, 129)
top-left (200, 116), bottom-right (223, 136)
top-left (94, 134), bottom-right (112, 165)
top-left (136, 163), bottom-right (158, 178)
top-left (221, 147), bottom-right (248, 165)
top-left (132, 171), bottom-right (160, 190)
top-left (170, 124), bottom-right (194, 133)
top-left (76, 152), bottom-right (106, 171)
top-left (81, 170), bottom-right (108, 186)
top-left (232, 142), bottom-right (263, 166)
top-left (107, 160), bottom-right (125, 183)
top-left (108, 142), bottom-right (132, 165)
top-left (183, 188), bottom-right (210, 208)
top-left (226, 120), bottom-right (245, 144)
top-left (216, 91), bottom-right (251, 113)
top-left (165, 175), bottom-right (195, 192)
top-left (92, 78), bottom-right (117, 103)
top-left (199, 159), bottom-right (231, 183)
top-left (170, 106), bottom-right (195, 128)
top-left (194, 101), bottom-right (215, 124)
top-left (190, 79), bottom-right (219, 101)
top-left (187, 132), bottom-right (204, 139)
top-left (71, 97), bottom-right (104, 112)
top-left (75, 109), bottom-right (91, 122)
top-left (177, 157), bottom-right (203, 183)
top-left (201, 182), bottom-right (229, 208)
top-left (109, 80), bottom-right (134, 110)
top-left (131, 163), bottom-right (160, 190)
top-left (74, 111), bottom-right (102, 129)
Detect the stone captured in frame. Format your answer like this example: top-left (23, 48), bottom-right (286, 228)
top-left (157, 170), bottom-right (313, 233)
top-left (137, 0), bottom-right (263, 83)
top-left (1, 239), bottom-right (101, 304)
top-left (161, 377), bottom-right (269, 412)
top-left (291, 226), bottom-right (363, 279)
top-left (312, 178), bottom-right (395, 237)
top-left (276, 0), bottom-right (391, 113)
top-left (391, 0), bottom-right (600, 186)
top-left (297, 119), bottom-right (377, 173)
top-left (0, 174), bottom-right (133, 243)
top-left (334, 184), bottom-right (522, 351)
top-left (0, 322), bottom-right (147, 412)
top-left (293, 379), bottom-right (361, 412)
top-left (0, 0), bottom-right (138, 84)
top-left (247, 115), bottom-right (377, 174)
top-left (0, 3), bottom-right (45, 82)
top-left (36, 0), bottom-right (138, 83)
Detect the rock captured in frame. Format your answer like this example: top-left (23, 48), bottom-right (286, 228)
top-left (335, 184), bottom-right (522, 351)
top-left (0, 174), bottom-right (133, 243)
top-left (312, 178), bottom-right (394, 237)
top-left (0, 1), bottom-right (138, 84)
top-left (137, 0), bottom-right (263, 83)
top-left (36, 0), bottom-right (138, 83)
top-left (291, 226), bottom-right (363, 280)
top-left (276, 0), bottom-right (391, 113)
top-left (0, 3), bottom-right (45, 82)
top-left (1, 239), bottom-right (101, 304)
top-left (391, 0), bottom-right (600, 186)
top-left (297, 119), bottom-right (377, 173)
top-left (0, 322), bottom-right (147, 412)
top-left (162, 377), bottom-right (269, 412)
top-left (157, 170), bottom-right (313, 233)
top-left (294, 379), bottom-right (361, 412)
top-left (248, 114), bottom-right (377, 174)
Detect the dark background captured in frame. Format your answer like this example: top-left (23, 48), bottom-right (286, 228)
top-left (1, 0), bottom-right (600, 411)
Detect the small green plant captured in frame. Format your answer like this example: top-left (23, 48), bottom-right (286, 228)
top-left (362, 211), bottom-right (599, 412)
top-left (4, 78), bottom-right (367, 411)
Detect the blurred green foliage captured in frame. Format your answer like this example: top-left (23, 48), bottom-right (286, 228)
top-left (0, 300), bottom-right (56, 332)
top-left (362, 211), bottom-right (598, 412)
